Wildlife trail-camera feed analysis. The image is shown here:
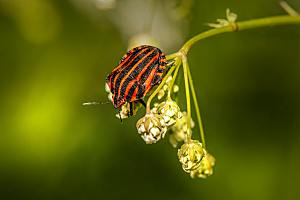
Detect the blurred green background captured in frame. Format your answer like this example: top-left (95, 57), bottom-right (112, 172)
top-left (1, 0), bottom-right (300, 199)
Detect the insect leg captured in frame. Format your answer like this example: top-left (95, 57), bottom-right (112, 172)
top-left (139, 99), bottom-right (146, 108)
top-left (129, 102), bottom-right (133, 116)
top-left (166, 59), bottom-right (175, 67)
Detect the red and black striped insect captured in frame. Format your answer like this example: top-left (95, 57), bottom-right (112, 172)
top-left (106, 45), bottom-right (167, 115)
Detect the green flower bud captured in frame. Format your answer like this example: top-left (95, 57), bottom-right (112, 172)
top-left (173, 85), bottom-right (179, 93)
top-left (157, 89), bottom-right (165, 100)
top-left (178, 140), bottom-right (206, 173)
top-left (226, 8), bottom-right (237, 23)
top-left (190, 153), bottom-right (215, 179)
top-left (169, 112), bottom-right (194, 148)
top-left (157, 99), bottom-right (182, 127)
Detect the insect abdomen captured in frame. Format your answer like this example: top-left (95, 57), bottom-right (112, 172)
top-left (106, 45), bottom-right (167, 108)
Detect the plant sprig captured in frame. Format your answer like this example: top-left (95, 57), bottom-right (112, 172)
top-left (110, 6), bottom-right (300, 178)
top-left (158, 11), bottom-right (300, 149)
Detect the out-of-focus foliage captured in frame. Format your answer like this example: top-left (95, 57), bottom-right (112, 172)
top-left (0, 0), bottom-right (300, 199)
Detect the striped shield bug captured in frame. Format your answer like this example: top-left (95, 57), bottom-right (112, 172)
top-left (106, 45), bottom-right (167, 116)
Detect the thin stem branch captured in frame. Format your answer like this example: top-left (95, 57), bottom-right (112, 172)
top-left (162, 13), bottom-right (300, 148)
top-left (182, 55), bottom-right (192, 142)
top-left (166, 52), bottom-right (180, 60)
top-left (280, 1), bottom-right (299, 16)
top-left (187, 67), bottom-right (206, 148)
top-left (167, 60), bottom-right (181, 97)
top-left (181, 15), bottom-right (300, 53)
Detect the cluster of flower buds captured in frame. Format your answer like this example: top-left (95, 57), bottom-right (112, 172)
top-left (157, 98), bottom-right (183, 126)
top-left (208, 9), bottom-right (237, 29)
top-left (190, 153), bottom-right (215, 178)
top-left (105, 52), bottom-right (216, 179)
top-left (157, 75), bottom-right (179, 100)
top-left (169, 112), bottom-right (194, 148)
top-left (133, 70), bottom-right (215, 179)
top-left (136, 98), bottom-right (182, 144)
top-left (178, 140), bottom-right (215, 178)
top-left (136, 112), bottom-right (167, 144)
top-left (116, 102), bottom-right (138, 119)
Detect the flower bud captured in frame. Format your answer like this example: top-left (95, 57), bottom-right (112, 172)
top-left (105, 83), bottom-right (113, 103)
top-left (178, 140), bottom-right (206, 173)
top-left (156, 75), bottom-right (174, 100)
top-left (190, 153), bottom-right (215, 179)
top-left (105, 83), bottom-right (111, 93)
top-left (149, 103), bottom-right (159, 114)
top-left (163, 84), bottom-right (169, 91)
top-left (136, 113), bottom-right (167, 144)
top-left (173, 85), bottom-right (179, 93)
top-left (165, 76), bottom-right (173, 84)
top-left (157, 89), bottom-right (165, 100)
top-left (157, 99), bottom-right (182, 127)
top-left (226, 8), bottom-right (237, 23)
top-left (115, 102), bottom-right (135, 119)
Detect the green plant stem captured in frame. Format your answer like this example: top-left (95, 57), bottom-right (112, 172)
top-left (146, 58), bottom-right (180, 113)
top-left (187, 67), bottom-right (206, 148)
top-left (167, 60), bottom-right (181, 97)
top-left (163, 14), bottom-right (300, 146)
top-left (182, 55), bottom-right (192, 142)
top-left (166, 52), bottom-right (180, 60)
top-left (181, 15), bottom-right (300, 53)
top-left (280, 1), bottom-right (299, 16)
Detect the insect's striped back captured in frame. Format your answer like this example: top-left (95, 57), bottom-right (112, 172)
top-left (106, 45), bottom-right (167, 108)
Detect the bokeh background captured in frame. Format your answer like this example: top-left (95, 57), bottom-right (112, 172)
top-left (1, 0), bottom-right (300, 199)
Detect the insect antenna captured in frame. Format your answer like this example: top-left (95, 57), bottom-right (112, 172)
top-left (82, 101), bottom-right (110, 106)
